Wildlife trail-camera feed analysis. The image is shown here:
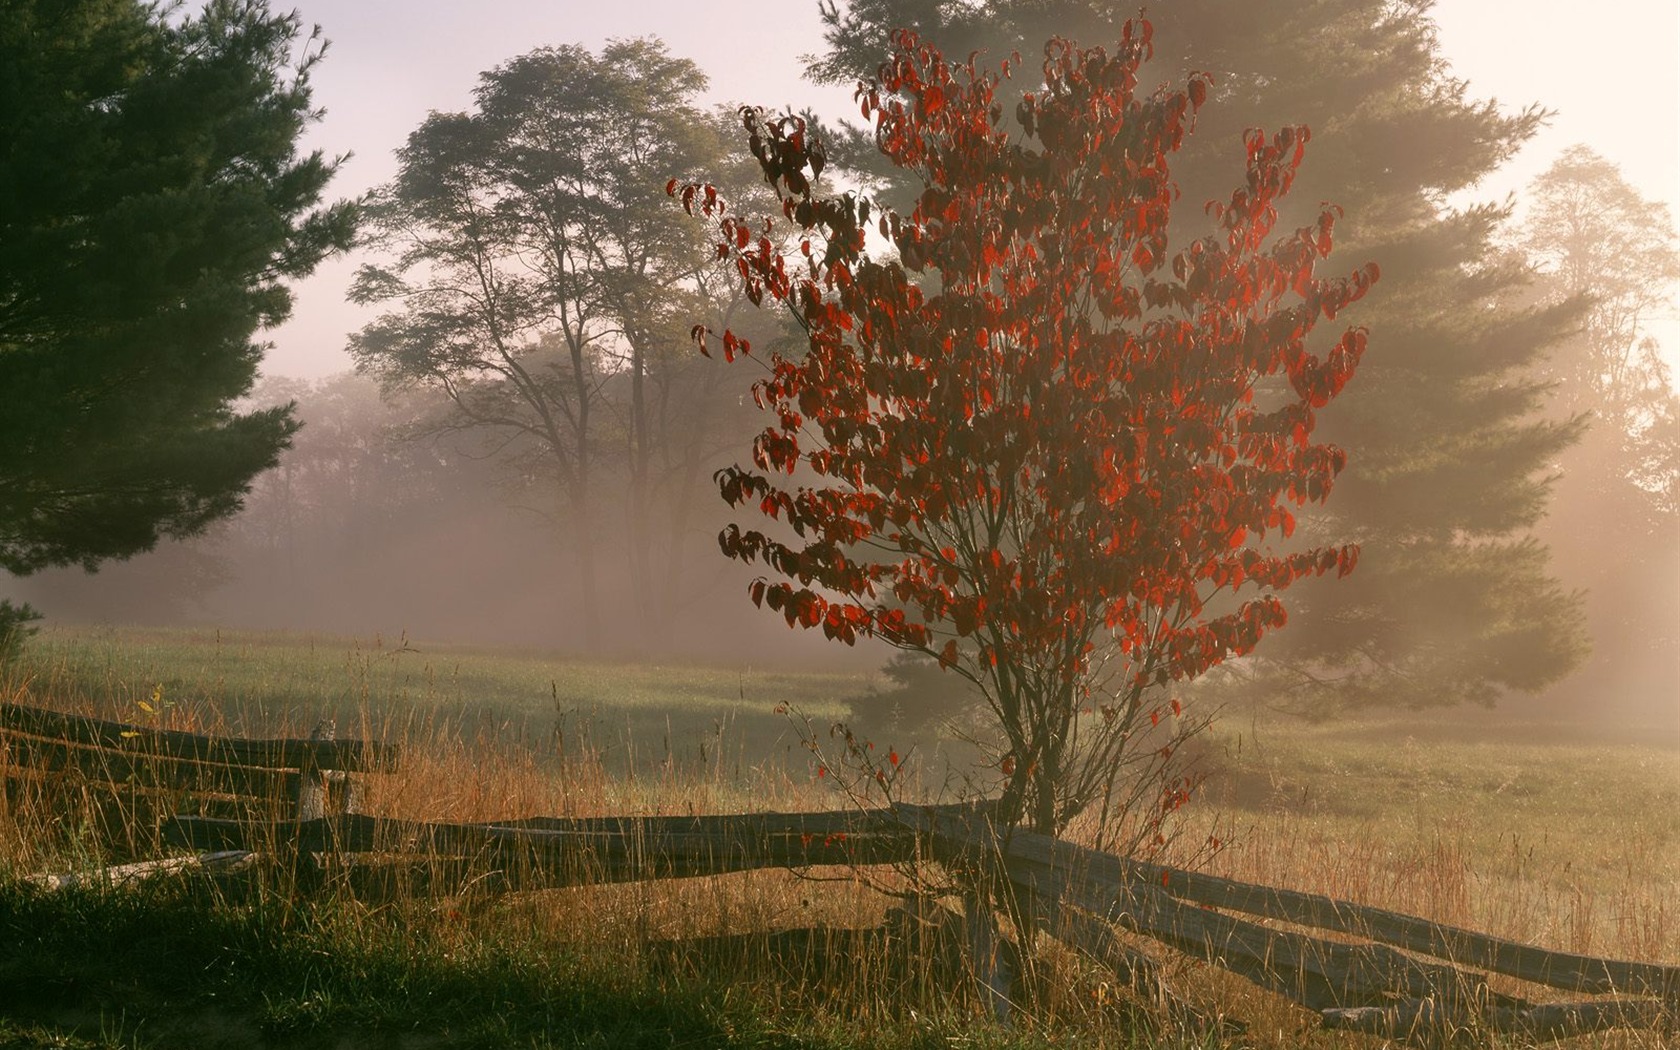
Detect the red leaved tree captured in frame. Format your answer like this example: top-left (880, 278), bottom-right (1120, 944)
top-left (673, 22), bottom-right (1377, 839)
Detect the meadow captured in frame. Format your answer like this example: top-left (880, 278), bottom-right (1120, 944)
top-left (0, 624), bottom-right (1675, 1049)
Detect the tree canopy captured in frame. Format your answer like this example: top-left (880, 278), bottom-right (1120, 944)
top-left (0, 0), bottom-right (356, 575)
top-left (812, 0), bottom-right (1589, 710)
top-left (351, 39), bottom-right (770, 649)
top-left (1526, 145), bottom-right (1680, 489)
top-left (678, 26), bottom-right (1375, 836)
top-left (1521, 148), bottom-right (1680, 717)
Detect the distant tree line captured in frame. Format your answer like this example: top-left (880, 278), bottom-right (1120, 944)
top-left (5, 0), bottom-right (1676, 721)
top-left (1520, 148), bottom-right (1680, 716)
top-left (347, 40), bottom-right (793, 652)
top-left (14, 371), bottom-right (817, 660)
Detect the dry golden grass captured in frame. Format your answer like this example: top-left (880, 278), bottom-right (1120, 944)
top-left (1, 630), bottom-right (1675, 1048)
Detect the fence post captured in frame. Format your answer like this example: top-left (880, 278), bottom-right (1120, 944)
top-left (295, 720), bottom-right (328, 821)
top-left (964, 888), bottom-right (1016, 1022)
top-left (289, 719), bottom-right (349, 893)
top-left (294, 718), bottom-right (362, 820)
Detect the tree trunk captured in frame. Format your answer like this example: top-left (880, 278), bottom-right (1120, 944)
top-left (568, 482), bottom-right (602, 650)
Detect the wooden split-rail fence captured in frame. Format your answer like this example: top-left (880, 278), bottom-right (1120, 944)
top-left (0, 701), bottom-right (396, 883)
top-left (2, 701), bottom-right (1674, 1046)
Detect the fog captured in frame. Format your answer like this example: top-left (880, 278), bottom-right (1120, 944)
top-left (10, 359), bottom-right (1675, 738)
top-left (259, 0), bottom-right (1680, 383)
top-left (7, 1), bottom-right (1679, 743)
top-left (1530, 426), bottom-right (1680, 733)
top-left (8, 373), bottom-right (879, 672)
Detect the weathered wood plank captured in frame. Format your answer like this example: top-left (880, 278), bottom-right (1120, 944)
top-left (491, 809), bottom-right (889, 839)
top-left (1495, 997), bottom-right (1671, 1041)
top-left (26, 850), bottom-right (259, 891)
top-left (900, 803), bottom-right (1679, 1001)
top-left (1324, 995), bottom-right (1669, 1044)
top-left (1121, 854), bottom-right (1680, 999)
top-left (909, 804), bottom-right (1673, 1041)
top-left (909, 805), bottom-right (1499, 1012)
top-left (1100, 873), bottom-right (1494, 1012)
top-left (171, 808), bottom-right (918, 849)
top-left (1, 732), bottom-right (301, 800)
top-left (167, 811), bottom-right (922, 880)
top-left (0, 703), bottom-right (400, 772)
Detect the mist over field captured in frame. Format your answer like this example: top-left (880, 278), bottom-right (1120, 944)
top-left (7, 373), bottom-right (874, 672)
top-left (10, 362), bottom-right (1675, 737)
top-left (4, 6), bottom-right (1680, 1047)
top-left (6, 0), bottom-right (1678, 740)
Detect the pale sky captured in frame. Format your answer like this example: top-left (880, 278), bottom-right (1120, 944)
top-left (263, 0), bottom-right (1680, 380)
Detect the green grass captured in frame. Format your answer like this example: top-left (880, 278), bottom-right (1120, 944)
top-left (0, 880), bottom-right (1177, 1050)
top-left (1200, 713), bottom-right (1680, 880)
top-left (0, 879), bottom-right (826, 1049)
top-left (5, 625), bottom-right (874, 775)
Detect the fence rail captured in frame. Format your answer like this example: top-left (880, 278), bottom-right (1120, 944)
top-left (1120, 839), bottom-right (1674, 998)
top-left (905, 803), bottom-right (1677, 1043)
top-left (5, 702), bottom-right (1675, 1047)
top-left (1, 702), bottom-right (392, 849)
top-left (0, 702), bottom-right (398, 772)
top-left (168, 809), bottom-right (923, 882)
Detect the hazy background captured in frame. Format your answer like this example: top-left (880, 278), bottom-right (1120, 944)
top-left (257, 0), bottom-right (1680, 383)
top-left (10, 0), bottom-right (1679, 729)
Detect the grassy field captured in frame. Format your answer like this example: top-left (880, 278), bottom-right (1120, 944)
top-left (1196, 716), bottom-right (1680, 960)
top-left (7, 624), bottom-right (868, 784)
top-left (1, 624), bottom-right (1676, 1048)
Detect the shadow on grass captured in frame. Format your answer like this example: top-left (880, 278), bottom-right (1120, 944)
top-left (0, 879), bottom-right (1097, 1050)
top-left (0, 878), bottom-right (838, 1049)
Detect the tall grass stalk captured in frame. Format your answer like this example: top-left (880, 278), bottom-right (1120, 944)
top-left (0, 625), bottom-right (1674, 1048)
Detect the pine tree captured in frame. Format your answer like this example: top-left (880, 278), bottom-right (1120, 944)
top-left (0, 0), bottom-right (356, 576)
top-left (813, 0), bottom-right (1588, 709)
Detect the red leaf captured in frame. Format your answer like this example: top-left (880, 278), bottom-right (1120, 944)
top-left (1187, 76), bottom-right (1208, 111)
top-left (937, 639), bottom-right (959, 669)
top-left (680, 31), bottom-right (1371, 817)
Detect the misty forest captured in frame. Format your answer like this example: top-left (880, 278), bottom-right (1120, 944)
top-left (0, 1), bottom-right (1676, 1048)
